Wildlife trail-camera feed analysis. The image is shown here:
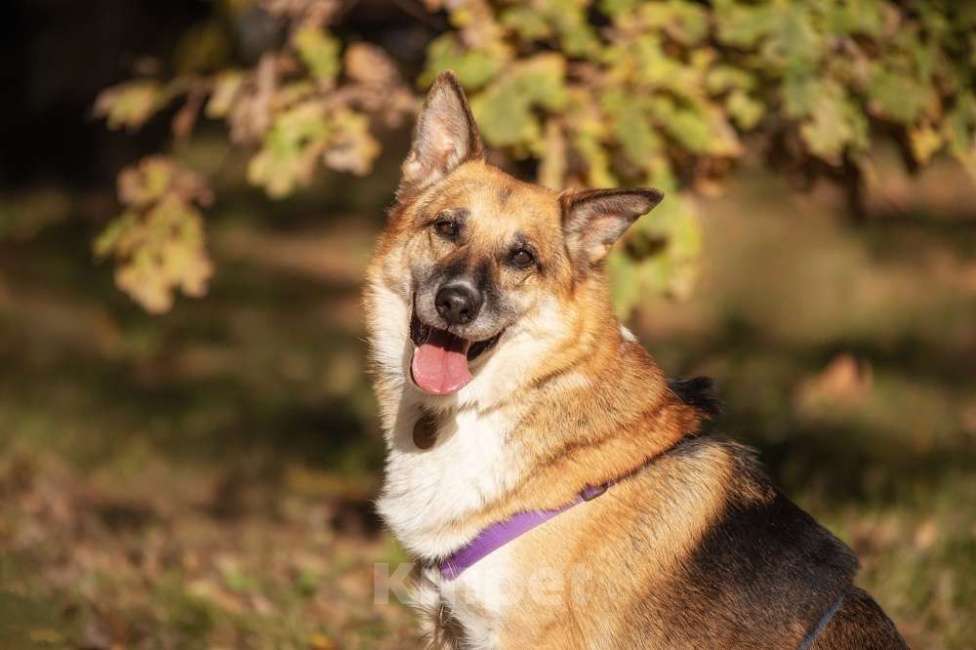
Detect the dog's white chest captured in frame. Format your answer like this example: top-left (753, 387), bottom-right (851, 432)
top-left (378, 405), bottom-right (520, 557)
top-left (426, 546), bottom-right (514, 649)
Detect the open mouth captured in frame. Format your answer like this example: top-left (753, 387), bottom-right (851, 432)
top-left (409, 312), bottom-right (503, 395)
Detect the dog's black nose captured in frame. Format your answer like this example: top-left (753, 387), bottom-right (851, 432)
top-left (435, 283), bottom-right (482, 325)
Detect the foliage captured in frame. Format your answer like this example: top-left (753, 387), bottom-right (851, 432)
top-left (95, 0), bottom-right (976, 315)
top-left (94, 157), bottom-right (214, 313)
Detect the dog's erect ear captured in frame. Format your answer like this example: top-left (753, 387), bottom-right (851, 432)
top-left (561, 188), bottom-right (663, 268)
top-left (398, 71), bottom-right (483, 199)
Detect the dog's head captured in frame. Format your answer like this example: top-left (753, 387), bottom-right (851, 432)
top-left (369, 72), bottom-right (662, 399)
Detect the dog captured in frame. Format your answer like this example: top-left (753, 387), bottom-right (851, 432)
top-left (363, 71), bottom-right (907, 649)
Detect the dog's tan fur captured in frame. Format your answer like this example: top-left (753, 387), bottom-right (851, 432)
top-left (364, 72), bottom-right (907, 649)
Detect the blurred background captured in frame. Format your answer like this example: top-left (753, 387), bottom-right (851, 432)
top-left (1, 1), bottom-right (974, 648)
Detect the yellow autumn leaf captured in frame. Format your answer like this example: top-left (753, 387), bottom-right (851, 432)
top-left (94, 80), bottom-right (169, 131)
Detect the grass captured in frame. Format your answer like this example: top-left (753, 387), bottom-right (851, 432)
top-left (0, 158), bottom-right (974, 648)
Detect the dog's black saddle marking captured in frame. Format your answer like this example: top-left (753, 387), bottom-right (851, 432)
top-left (668, 376), bottom-right (722, 419)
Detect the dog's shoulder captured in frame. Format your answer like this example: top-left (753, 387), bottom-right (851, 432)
top-left (623, 434), bottom-right (862, 647)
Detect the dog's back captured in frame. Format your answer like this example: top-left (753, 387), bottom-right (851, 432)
top-left (651, 382), bottom-right (908, 649)
top-left (616, 437), bottom-right (906, 649)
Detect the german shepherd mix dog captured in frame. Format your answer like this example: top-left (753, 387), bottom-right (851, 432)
top-left (364, 72), bottom-right (907, 649)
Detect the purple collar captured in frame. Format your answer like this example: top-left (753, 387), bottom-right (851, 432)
top-left (437, 440), bottom-right (690, 580)
top-left (439, 482), bottom-right (610, 580)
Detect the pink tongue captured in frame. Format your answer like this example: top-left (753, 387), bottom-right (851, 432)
top-left (411, 329), bottom-right (472, 395)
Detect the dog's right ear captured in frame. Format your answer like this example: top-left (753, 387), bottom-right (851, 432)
top-left (398, 71), bottom-right (483, 199)
top-left (560, 188), bottom-right (663, 270)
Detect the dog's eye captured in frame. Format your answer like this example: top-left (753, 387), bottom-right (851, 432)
top-left (433, 218), bottom-right (459, 240)
top-left (509, 248), bottom-right (535, 269)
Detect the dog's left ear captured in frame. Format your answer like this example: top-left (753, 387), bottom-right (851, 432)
top-left (398, 71), bottom-right (483, 199)
top-left (561, 188), bottom-right (664, 268)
